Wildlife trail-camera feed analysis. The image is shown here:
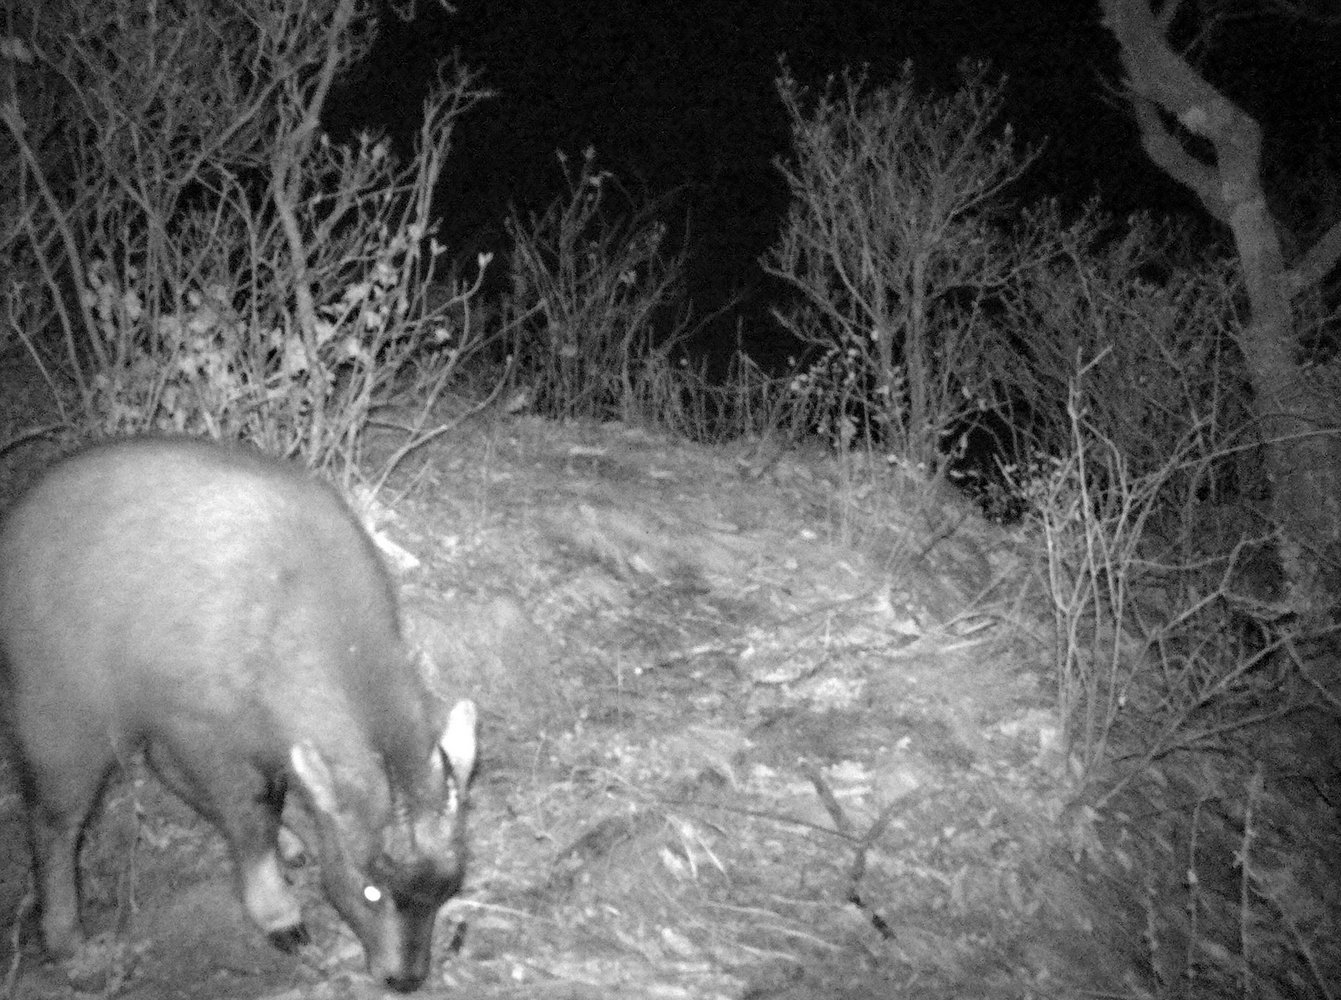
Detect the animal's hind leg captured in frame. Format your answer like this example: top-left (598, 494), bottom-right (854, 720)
top-left (145, 743), bottom-right (306, 949)
top-left (17, 753), bottom-right (117, 958)
top-left (30, 808), bottom-right (88, 958)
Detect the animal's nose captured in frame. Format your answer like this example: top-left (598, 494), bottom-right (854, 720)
top-left (384, 972), bottom-right (426, 993)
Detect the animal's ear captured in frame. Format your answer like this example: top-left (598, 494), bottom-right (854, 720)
top-left (290, 742), bottom-right (340, 815)
top-left (436, 699), bottom-right (477, 786)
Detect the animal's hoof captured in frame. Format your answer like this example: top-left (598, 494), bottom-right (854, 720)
top-left (266, 923), bottom-right (310, 953)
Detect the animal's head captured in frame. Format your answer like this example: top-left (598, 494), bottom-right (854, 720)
top-left (289, 699), bottom-right (477, 992)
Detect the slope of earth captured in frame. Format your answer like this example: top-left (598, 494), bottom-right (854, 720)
top-left (0, 414), bottom-right (1144, 999)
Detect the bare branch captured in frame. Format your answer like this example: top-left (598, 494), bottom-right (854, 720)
top-left (1100, 0), bottom-right (1265, 223)
top-left (1129, 94), bottom-right (1226, 220)
top-left (1287, 216), bottom-right (1341, 292)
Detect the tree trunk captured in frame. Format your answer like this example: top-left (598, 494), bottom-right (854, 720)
top-left (1099, 0), bottom-right (1341, 623)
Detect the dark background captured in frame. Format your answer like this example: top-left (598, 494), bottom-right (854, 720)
top-left (329, 0), bottom-right (1341, 363)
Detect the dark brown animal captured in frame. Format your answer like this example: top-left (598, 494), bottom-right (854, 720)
top-left (0, 437), bottom-right (476, 992)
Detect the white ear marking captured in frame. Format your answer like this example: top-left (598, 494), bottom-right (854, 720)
top-left (438, 699), bottom-right (477, 786)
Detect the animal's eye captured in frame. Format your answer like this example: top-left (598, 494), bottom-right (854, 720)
top-left (363, 884), bottom-right (384, 906)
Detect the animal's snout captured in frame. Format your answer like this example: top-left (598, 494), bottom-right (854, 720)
top-left (385, 971), bottom-right (428, 994)
top-left (368, 937), bottom-right (432, 994)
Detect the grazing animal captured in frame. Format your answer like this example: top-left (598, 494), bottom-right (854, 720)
top-left (0, 437), bottom-right (476, 992)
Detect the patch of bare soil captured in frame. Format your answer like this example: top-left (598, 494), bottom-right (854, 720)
top-left (0, 414), bottom-right (1187, 998)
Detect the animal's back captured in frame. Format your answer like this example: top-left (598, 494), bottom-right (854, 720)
top-left (0, 437), bottom-right (416, 769)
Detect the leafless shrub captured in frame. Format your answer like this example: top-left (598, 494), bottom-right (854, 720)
top-left (503, 149), bottom-right (693, 425)
top-left (1, 0), bottom-right (492, 477)
top-left (1025, 358), bottom-right (1293, 776)
top-left (764, 61), bottom-right (1044, 478)
top-left (993, 207), bottom-right (1254, 488)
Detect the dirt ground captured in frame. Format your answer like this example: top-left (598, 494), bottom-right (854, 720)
top-left (0, 414), bottom-right (1162, 998)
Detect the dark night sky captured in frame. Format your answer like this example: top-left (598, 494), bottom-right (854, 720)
top-left (330, 0), bottom-right (1341, 358)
